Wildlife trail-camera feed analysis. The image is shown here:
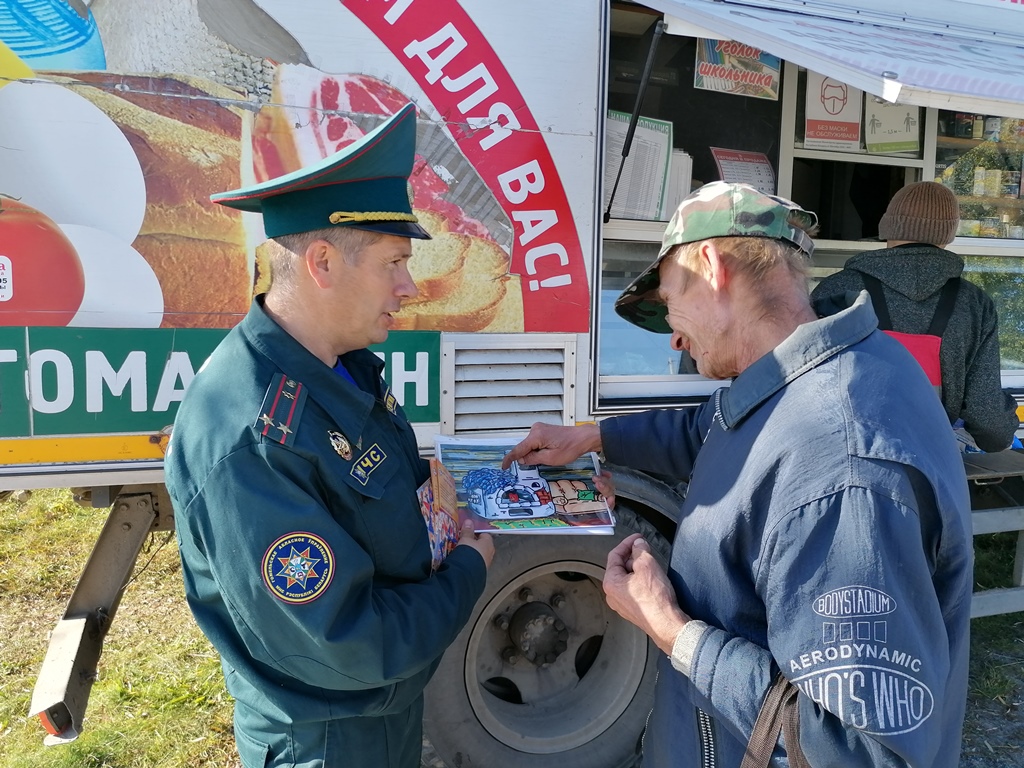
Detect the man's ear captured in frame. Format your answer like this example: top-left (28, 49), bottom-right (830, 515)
top-left (699, 240), bottom-right (729, 291)
top-left (303, 239), bottom-right (336, 289)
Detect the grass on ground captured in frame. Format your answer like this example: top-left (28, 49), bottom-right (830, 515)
top-left (0, 489), bottom-right (237, 768)
top-left (960, 532), bottom-right (1024, 766)
top-left (0, 489), bottom-right (1021, 767)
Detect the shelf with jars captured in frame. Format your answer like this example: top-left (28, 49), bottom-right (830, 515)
top-left (934, 110), bottom-right (1024, 240)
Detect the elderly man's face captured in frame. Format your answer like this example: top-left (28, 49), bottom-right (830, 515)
top-left (658, 249), bottom-right (736, 379)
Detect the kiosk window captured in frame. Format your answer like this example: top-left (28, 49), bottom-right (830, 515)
top-left (598, 8), bottom-right (784, 404)
top-left (607, 25), bottom-right (783, 193)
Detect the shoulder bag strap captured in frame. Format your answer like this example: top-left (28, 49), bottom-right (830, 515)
top-left (741, 671), bottom-right (812, 768)
top-left (782, 683), bottom-right (812, 768)
top-left (927, 277), bottom-right (960, 337)
top-left (861, 273), bottom-right (892, 331)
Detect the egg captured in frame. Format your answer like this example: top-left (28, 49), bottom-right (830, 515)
top-left (0, 81), bottom-right (147, 244)
top-left (60, 224), bottom-right (164, 328)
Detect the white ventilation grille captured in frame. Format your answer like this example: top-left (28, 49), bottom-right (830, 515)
top-left (441, 335), bottom-right (577, 434)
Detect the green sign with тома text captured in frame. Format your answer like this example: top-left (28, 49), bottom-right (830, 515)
top-left (0, 328), bottom-right (441, 439)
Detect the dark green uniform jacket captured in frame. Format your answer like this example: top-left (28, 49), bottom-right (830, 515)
top-left (165, 300), bottom-right (486, 766)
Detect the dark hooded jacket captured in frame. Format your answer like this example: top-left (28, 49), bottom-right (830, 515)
top-left (811, 244), bottom-right (1018, 451)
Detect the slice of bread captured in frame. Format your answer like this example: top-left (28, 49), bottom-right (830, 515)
top-left (399, 228), bottom-right (520, 330)
top-left (394, 271), bottom-right (511, 331)
top-left (413, 208), bottom-right (451, 237)
top-left (253, 241), bottom-right (273, 297)
top-left (408, 231), bottom-right (469, 304)
top-left (480, 274), bottom-right (524, 332)
top-left (462, 236), bottom-right (510, 278)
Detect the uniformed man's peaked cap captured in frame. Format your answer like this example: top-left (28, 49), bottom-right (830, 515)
top-left (211, 102), bottom-right (430, 240)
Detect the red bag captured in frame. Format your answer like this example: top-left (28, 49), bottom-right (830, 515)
top-left (863, 275), bottom-right (959, 391)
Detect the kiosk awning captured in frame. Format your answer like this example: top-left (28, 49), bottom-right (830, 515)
top-left (644, 0), bottom-right (1024, 118)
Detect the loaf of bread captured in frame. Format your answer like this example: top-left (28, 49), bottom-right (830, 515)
top-left (250, 64), bottom-right (527, 332)
top-left (45, 72), bottom-right (252, 328)
top-left (133, 234), bottom-right (251, 328)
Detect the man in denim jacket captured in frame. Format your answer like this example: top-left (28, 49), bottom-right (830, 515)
top-left (506, 182), bottom-right (972, 767)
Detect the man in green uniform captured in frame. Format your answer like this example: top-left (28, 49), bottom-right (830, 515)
top-left (165, 103), bottom-right (494, 768)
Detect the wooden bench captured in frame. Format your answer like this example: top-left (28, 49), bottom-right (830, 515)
top-left (962, 450), bottom-right (1024, 618)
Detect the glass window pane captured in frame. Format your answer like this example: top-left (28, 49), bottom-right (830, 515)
top-left (935, 110), bottom-right (1024, 240)
top-left (600, 239), bottom-right (694, 376)
top-left (963, 256), bottom-right (1024, 370)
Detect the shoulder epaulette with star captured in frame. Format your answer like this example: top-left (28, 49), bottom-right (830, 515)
top-left (254, 374), bottom-right (307, 446)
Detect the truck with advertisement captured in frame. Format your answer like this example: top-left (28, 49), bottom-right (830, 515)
top-left (4, 1), bottom-right (1024, 766)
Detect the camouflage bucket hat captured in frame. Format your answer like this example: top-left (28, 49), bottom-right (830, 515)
top-left (614, 182), bottom-right (818, 333)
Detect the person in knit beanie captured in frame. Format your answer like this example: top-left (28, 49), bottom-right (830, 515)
top-left (878, 181), bottom-right (959, 247)
top-left (812, 181), bottom-right (1019, 451)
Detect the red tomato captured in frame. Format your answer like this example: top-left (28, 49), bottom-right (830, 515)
top-left (0, 198), bottom-right (85, 326)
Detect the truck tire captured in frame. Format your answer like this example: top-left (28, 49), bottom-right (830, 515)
top-left (424, 479), bottom-right (678, 768)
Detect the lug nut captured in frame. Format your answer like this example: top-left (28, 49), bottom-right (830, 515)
top-left (502, 647), bottom-right (519, 665)
top-left (518, 588), bottom-right (534, 602)
top-left (551, 593), bottom-right (566, 608)
top-left (494, 614), bottom-right (510, 631)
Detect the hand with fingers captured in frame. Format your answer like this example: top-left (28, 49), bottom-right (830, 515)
top-left (603, 534), bottom-right (689, 655)
top-left (593, 470), bottom-right (616, 511)
top-left (456, 520), bottom-right (495, 568)
top-left (501, 422), bottom-right (603, 470)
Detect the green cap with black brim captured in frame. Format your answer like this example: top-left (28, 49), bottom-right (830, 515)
top-left (615, 182), bottom-right (817, 334)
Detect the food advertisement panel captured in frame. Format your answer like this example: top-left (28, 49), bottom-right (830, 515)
top-left (2, 0), bottom-right (595, 462)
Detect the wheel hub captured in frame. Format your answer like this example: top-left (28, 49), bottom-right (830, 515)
top-left (507, 599), bottom-right (569, 665)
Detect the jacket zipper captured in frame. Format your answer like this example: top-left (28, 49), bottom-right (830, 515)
top-left (697, 706), bottom-right (717, 768)
top-left (640, 670), bottom-right (657, 758)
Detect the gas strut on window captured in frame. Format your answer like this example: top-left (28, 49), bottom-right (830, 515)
top-left (603, 17), bottom-right (666, 224)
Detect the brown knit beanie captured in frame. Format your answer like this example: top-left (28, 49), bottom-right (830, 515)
top-left (878, 181), bottom-right (959, 246)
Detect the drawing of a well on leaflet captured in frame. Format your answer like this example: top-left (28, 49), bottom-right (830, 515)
top-left (435, 437), bottom-right (615, 534)
top-left (463, 463), bottom-right (557, 520)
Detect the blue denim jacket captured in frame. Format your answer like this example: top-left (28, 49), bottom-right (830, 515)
top-left (602, 292), bottom-right (972, 767)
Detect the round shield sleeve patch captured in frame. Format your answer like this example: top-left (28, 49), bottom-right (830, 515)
top-left (262, 532), bottom-right (335, 604)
